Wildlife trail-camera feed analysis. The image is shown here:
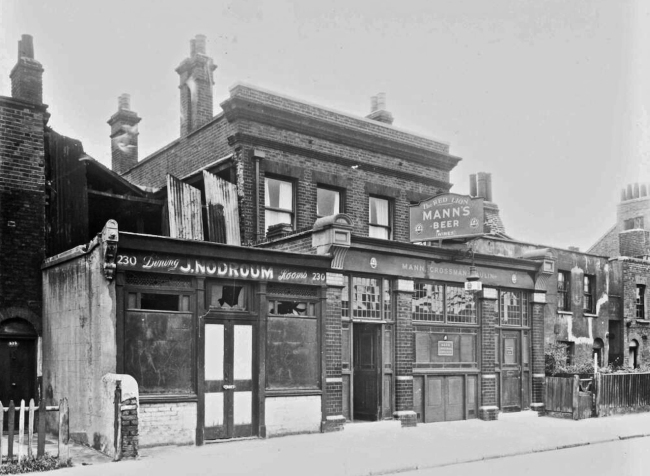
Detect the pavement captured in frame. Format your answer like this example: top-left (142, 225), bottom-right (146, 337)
top-left (42, 412), bottom-right (650, 475)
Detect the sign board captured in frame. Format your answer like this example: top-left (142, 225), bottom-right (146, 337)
top-left (116, 251), bottom-right (327, 286)
top-left (410, 193), bottom-right (484, 242)
top-left (464, 281), bottom-right (483, 291)
top-left (438, 341), bottom-right (454, 356)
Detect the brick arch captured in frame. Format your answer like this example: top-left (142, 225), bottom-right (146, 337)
top-left (0, 307), bottom-right (41, 335)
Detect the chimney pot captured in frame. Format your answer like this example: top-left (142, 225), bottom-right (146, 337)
top-left (622, 188), bottom-right (627, 201)
top-left (644, 184), bottom-right (649, 197)
top-left (634, 183), bottom-right (640, 199)
top-left (477, 172), bottom-right (487, 200)
top-left (18, 34), bottom-right (34, 59)
top-left (377, 92), bottom-right (386, 110)
top-left (371, 95), bottom-right (378, 113)
top-left (627, 184), bottom-right (634, 200)
top-left (485, 173), bottom-right (493, 202)
top-left (469, 174), bottom-right (477, 197)
top-left (118, 93), bottom-right (131, 111)
top-left (195, 34), bottom-right (207, 55)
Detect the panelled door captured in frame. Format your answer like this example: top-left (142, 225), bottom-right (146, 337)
top-left (501, 331), bottom-right (522, 411)
top-left (424, 376), bottom-right (464, 422)
top-left (353, 323), bottom-right (380, 421)
top-left (204, 318), bottom-right (255, 439)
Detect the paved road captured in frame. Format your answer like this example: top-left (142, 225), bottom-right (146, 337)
top-left (407, 437), bottom-right (650, 476)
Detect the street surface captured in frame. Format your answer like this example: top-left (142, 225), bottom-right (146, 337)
top-left (408, 437), bottom-right (649, 476)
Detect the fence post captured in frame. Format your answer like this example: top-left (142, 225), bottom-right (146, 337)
top-left (58, 398), bottom-right (69, 461)
top-left (37, 394), bottom-right (46, 457)
top-left (572, 375), bottom-right (579, 420)
top-left (18, 400), bottom-right (25, 462)
top-left (114, 380), bottom-right (122, 461)
top-left (8, 400), bottom-right (15, 461)
top-left (28, 399), bottom-right (35, 458)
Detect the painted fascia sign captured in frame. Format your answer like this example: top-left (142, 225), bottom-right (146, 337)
top-left (410, 193), bottom-right (484, 242)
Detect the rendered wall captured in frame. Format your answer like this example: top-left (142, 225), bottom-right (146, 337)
top-left (42, 243), bottom-right (117, 451)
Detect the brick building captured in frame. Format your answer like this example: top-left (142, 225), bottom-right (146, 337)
top-left (589, 184), bottom-right (650, 368)
top-left (0, 33), bottom-right (625, 452)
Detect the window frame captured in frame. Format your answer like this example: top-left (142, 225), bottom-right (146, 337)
top-left (205, 281), bottom-right (253, 313)
top-left (264, 175), bottom-right (295, 233)
top-left (637, 284), bottom-right (646, 319)
top-left (316, 185), bottom-right (344, 218)
top-left (412, 281), bottom-right (478, 325)
top-left (557, 271), bottom-right (571, 312)
top-left (341, 275), bottom-right (393, 321)
top-left (583, 275), bottom-right (595, 313)
top-left (368, 195), bottom-right (393, 240)
top-left (498, 289), bottom-right (530, 327)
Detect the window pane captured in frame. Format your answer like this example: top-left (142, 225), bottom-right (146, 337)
top-left (369, 197), bottom-right (389, 226)
top-left (342, 276), bottom-right (350, 318)
top-left (369, 225), bottom-right (389, 239)
top-left (413, 283), bottom-right (444, 322)
top-left (353, 277), bottom-right (381, 319)
top-left (500, 291), bottom-right (522, 326)
top-left (265, 178), bottom-right (293, 210)
top-left (446, 285), bottom-right (477, 324)
top-left (209, 284), bottom-right (247, 311)
top-left (265, 210), bottom-right (292, 230)
top-left (267, 317), bottom-right (319, 389)
top-left (317, 188), bottom-right (340, 216)
top-left (140, 293), bottom-right (179, 311)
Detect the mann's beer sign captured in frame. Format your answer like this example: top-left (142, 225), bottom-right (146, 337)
top-left (410, 193), bottom-right (484, 242)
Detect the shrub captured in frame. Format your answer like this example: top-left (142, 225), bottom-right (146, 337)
top-left (0, 454), bottom-right (72, 474)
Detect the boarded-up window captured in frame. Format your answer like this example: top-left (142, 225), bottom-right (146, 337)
top-left (167, 175), bottom-right (203, 240)
top-left (124, 310), bottom-right (193, 394)
top-left (203, 171), bottom-right (240, 245)
top-left (414, 332), bottom-right (477, 366)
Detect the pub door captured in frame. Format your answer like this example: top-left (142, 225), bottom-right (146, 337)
top-left (203, 318), bottom-right (256, 439)
top-left (353, 323), bottom-right (381, 421)
top-left (499, 330), bottom-right (530, 412)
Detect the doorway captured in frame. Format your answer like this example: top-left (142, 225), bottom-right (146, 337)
top-left (203, 318), bottom-right (256, 439)
top-left (352, 323), bottom-right (381, 421)
top-left (499, 329), bottom-right (530, 412)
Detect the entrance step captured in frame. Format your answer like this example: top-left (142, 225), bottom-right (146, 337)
top-left (499, 410), bottom-right (539, 419)
top-left (345, 420), bottom-right (401, 433)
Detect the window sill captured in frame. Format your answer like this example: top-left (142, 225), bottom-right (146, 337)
top-left (557, 311), bottom-right (573, 316)
top-left (583, 313), bottom-right (598, 318)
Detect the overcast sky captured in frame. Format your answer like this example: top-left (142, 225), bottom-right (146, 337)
top-left (1, 0), bottom-right (648, 251)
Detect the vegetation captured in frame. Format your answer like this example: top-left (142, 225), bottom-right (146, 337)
top-left (0, 455), bottom-right (72, 474)
top-left (545, 342), bottom-right (650, 375)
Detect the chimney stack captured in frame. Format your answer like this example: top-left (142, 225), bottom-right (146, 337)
top-left (176, 34), bottom-right (217, 137)
top-left (366, 92), bottom-right (394, 125)
top-left (10, 34), bottom-right (44, 104)
top-left (108, 93), bottom-right (141, 174)
top-left (472, 172), bottom-right (492, 202)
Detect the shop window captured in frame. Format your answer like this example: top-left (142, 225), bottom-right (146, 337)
top-left (369, 196), bottom-right (392, 239)
top-left (583, 275), bottom-right (594, 313)
top-left (124, 291), bottom-right (193, 394)
top-left (499, 290), bottom-right (531, 327)
top-left (414, 332), bottom-right (477, 366)
top-left (557, 271), bottom-right (570, 311)
top-left (637, 285), bottom-right (646, 319)
top-left (266, 293), bottom-right (320, 390)
top-left (207, 283), bottom-right (248, 311)
top-left (350, 277), bottom-right (392, 320)
top-left (413, 282), bottom-right (476, 324)
top-left (317, 186), bottom-right (342, 217)
top-left (265, 176), bottom-right (294, 233)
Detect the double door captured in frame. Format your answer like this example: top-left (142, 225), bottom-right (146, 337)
top-left (203, 318), bottom-right (256, 439)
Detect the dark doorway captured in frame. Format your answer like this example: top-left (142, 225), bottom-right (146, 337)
top-left (353, 323), bottom-right (381, 421)
top-left (0, 318), bottom-right (38, 430)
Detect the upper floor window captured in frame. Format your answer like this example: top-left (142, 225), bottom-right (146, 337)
top-left (557, 271), bottom-right (570, 311)
top-left (265, 177), bottom-right (294, 233)
top-left (583, 275), bottom-right (594, 313)
top-left (637, 284), bottom-right (646, 319)
top-left (369, 196), bottom-right (391, 239)
top-left (317, 186), bottom-right (342, 217)
top-left (499, 290), bottom-right (529, 326)
top-left (624, 216), bottom-right (644, 230)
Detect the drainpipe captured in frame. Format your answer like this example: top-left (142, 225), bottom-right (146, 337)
top-left (251, 149), bottom-right (265, 240)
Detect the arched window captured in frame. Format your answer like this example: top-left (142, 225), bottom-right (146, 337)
top-left (0, 318), bottom-right (36, 337)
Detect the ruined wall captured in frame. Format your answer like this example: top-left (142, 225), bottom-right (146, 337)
top-left (42, 243), bottom-right (117, 449)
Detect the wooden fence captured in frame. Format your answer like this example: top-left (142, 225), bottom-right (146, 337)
top-left (595, 372), bottom-right (650, 416)
top-left (545, 376), bottom-right (593, 420)
top-left (0, 398), bottom-right (69, 464)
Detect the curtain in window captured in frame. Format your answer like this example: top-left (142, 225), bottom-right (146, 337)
top-left (265, 178), bottom-right (293, 210)
top-left (317, 188), bottom-right (340, 216)
top-left (370, 197), bottom-right (389, 225)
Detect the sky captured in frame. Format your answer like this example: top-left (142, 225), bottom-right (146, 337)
top-left (0, 0), bottom-right (648, 251)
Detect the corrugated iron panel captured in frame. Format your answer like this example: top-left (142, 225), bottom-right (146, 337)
top-left (203, 171), bottom-right (241, 245)
top-left (167, 175), bottom-right (204, 240)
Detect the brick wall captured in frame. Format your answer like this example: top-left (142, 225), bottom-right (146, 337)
top-left (621, 259), bottom-right (650, 367)
top-left (0, 97), bottom-right (46, 332)
top-left (323, 285), bottom-right (343, 430)
top-left (120, 397), bottom-right (138, 458)
top-left (531, 301), bottom-right (545, 408)
top-left (394, 289), bottom-right (414, 416)
top-left (588, 226), bottom-right (618, 257)
top-left (479, 296), bottom-right (498, 420)
top-left (619, 229), bottom-right (650, 258)
top-left (139, 402), bottom-right (196, 447)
